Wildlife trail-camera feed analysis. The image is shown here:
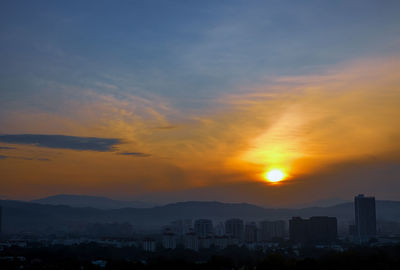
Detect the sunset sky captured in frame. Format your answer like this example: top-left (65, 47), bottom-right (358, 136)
top-left (1, 0), bottom-right (400, 207)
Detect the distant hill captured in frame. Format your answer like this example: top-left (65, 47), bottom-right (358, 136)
top-left (293, 198), bottom-right (351, 208)
top-left (1, 199), bottom-right (400, 234)
top-left (31, 194), bottom-right (157, 209)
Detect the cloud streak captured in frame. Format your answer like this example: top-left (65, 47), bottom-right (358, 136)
top-left (0, 146), bottom-right (16, 149)
top-left (0, 134), bottom-right (121, 152)
top-left (117, 152), bottom-right (151, 157)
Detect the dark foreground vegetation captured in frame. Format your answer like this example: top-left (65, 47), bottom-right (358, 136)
top-left (1, 244), bottom-right (400, 270)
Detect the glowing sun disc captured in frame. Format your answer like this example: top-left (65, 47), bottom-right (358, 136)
top-left (265, 169), bottom-right (286, 182)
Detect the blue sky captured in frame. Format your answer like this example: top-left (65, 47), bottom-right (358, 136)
top-left (1, 0), bottom-right (399, 111)
top-left (1, 1), bottom-right (400, 204)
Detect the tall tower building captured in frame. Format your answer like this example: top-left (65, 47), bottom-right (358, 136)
top-left (354, 194), bottom-right (376, 242)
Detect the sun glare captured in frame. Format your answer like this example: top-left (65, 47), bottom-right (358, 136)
top-left (265, 169), bottom-right (286, 183)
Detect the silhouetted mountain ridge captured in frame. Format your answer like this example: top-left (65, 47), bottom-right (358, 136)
top-left (31, 194), bottom-right (157, 209)
top-left (1, 199), bottom-right (399, 234)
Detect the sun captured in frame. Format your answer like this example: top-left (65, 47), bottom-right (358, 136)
top-left (264, 169), bottom-right (286, 183)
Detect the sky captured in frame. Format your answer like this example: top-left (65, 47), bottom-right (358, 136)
top-left (1, 0), bottom-right (400, 207)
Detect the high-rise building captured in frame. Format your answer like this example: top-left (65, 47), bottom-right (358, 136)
top-left (142, 238), bottom-right (156, 252)
top-left (244, 222), bottom-right (258, 243)
top-left (214, 222), bottom-right (225, 236)
top-left (184, 232), bottom-right (199, 251)
top-left (259, 220), bottom-right (285, 241)
top-left (289, 216), bottom-right (337, 245)
top-left (162, 228), bottom-right (176, 249)
top-left (194, 219), bottom-right (213, 237)
top-left (199, 236), bottom-right (214, 249)
top-left (170, 219), bottom-right (192, 235)
top-left (214, 236), bottom-right (229, 249)
top-left (354, 194), bottom-right (376, 242)
top-left (225, 218), bottom-right (244, 241)
top-left (289, 217), bottom-right (308, 244)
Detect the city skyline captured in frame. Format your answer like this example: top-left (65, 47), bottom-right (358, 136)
top-left (1, 1), bottom-right (400, 206)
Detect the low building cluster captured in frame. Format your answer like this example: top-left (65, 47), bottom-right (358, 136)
top-left (155, 218), bottom-right (287, 251)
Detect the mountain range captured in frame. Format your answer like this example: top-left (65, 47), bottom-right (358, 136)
top-left (1, 197), bottom-right (400, 234)
top-left (31, 194), bottom-right (157, 209)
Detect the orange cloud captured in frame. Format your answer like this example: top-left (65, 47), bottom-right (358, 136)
top-left (1, 56), bottom-right (400, 203)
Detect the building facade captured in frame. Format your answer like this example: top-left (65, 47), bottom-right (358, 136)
top-left (289, 216), bottom-right (337, 245)
top-left (194, 219), bottom-right (213, 238)
top-left (354, 194), bottom-right (376, 242)
top-left (184, 232), bottom-right (199, 251)
top-left (162, 231), bottom-right (176, 249)
top-left (225, 218), bottom-right (244, 241)
top-left (170, 219), bottom-right (192, 235)
top-left (142, 238), bottom-right (156, 252)
top-left (245, 222), bottom-right (258, 243)
top-left (259, 220), bottom-right (285, 241)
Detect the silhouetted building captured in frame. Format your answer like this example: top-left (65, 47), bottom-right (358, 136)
top-left (142, 238), bottom-right (156, 252)
top-left (199, 236), bottom-right (214, 249)
top-left (290, 216), bottom-right (337, 245)
top-left (225, 218), bottom-right (244, 241)
top-left (214, 236), bottom-right (229, 249)
top-left (259, 220), bottom-right (285, 241)
top-left (184, 232), bottom-right (199, 251)
top-left (355, 194), bottom-right (376, 242)
top-left (170, 219), bottom-right (192, 235)
top-left (162, 229), bottom-right (176, 249)
top-left (214, 222), bottom-right (225, 236)
top-left (194, 219), bottom-right (213, 237)
top-left (245, 222), bottom-right (258, 243)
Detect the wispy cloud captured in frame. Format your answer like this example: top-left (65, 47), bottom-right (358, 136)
top-left (152, 125), bottom-right (179, 130)
top-left (37, 158), bottom-right (50, 161)
top-left (0, 146), bottom-right (16, 149)
top-left (0, 134), bottom-right (121, 151)
top-left (1, 56), bottom-right (400, 204)
top-left (0, 155), bottom-right (51, 161)
top-left (117, 152), bottom-right (151, 157)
